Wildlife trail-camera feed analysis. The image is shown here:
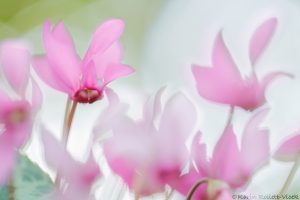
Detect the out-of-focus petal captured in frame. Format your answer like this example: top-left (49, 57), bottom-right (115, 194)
top-left (212, 32), bottom-right (241, 81)
top-left (210, 125), bottom-right (244, 188)
top-left (191, 132), bottom-right (208, 173)
top-left (30, 78), bottom-right (43, 111)
top-left (32, 57), bottom-right (74, 94)
top-left (241, 109), bottom-right (270, 172)
top-left (0, 134), bottom-right (16, 185)
top-left (40, 126), bottom-right (78, 178)
top-left (260, 72), bottom-right (293, 94)
top-left (158, 93), bottom-right (197, 161)
top-left (83, 19), bottom-right (125, 66)
top-left (43, 21), bottom-right (81, 90)
top-left (274, 134), bottom-right (300, 162)
top-left (0, 40), bottom-right (31, 96)
top-left (142, 86), bottom-right (165, 126)
top-left (249, 18), bottom-right (277, 65)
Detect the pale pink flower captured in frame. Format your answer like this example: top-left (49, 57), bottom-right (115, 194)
top-left (274, 133), bottom-right (300, 162)
top-left (41, 127), bottom-right (101, 200)
top-left (94, 88), bottom-right (197, 196)
top-left (172, 109), bottom-right (270, 199)
top-left (0, 40), bottom-right (42, 184)
top-left (33, 19), bottom-right (134, 104)
top-left (192, 18), bottom-right (290, 110)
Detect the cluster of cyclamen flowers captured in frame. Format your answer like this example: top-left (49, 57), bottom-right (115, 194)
top-left (0, 17), bottom-right (299, 200)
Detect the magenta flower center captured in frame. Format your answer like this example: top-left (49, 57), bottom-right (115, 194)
top-left (74, 88), bottom-right (103, 104)
top-left (3, 102), bottom-right (30, 127)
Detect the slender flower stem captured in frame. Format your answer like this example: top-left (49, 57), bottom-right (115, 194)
top-left (55, 97), bottom-right (78, 186)
top-left (186, 178), bottom-right (208, 200)
top-left (279, 157), bottom-right (300, 196)
top-left (8, 177), bottom-right (15, 200)
top-left (63, 100), bottom-right (78, 144)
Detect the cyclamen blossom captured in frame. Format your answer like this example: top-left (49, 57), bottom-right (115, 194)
top-left (94, 88), bottom-right (197, 196)
top-left (172, 109), bottom-right (270, 199)
top-left (33, 19), bottom-right (134, 104)
top-left (192, 18), bottom-right (290, 110)
top-left (274, 133), bottom-right (300, 162)
top-left (0, 41), bottom-right (42, 184)
top-left (41, 127), bottom-right (101, 200)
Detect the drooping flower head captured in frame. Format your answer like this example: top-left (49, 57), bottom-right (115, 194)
top-left (0, 40), bottom-right (42, 185)
top-left (172, 109), bottom-right (270, 199)
top-left (33, 19), bottom-right (134, 104)
top-left (94, 88), bottom-right (197, 196)
top-left (41, 127), bottom-right (101, 200)
top-left (274, 132), bottom-right (300, 162)
top-left (192, 18), bottom-right (291, 110)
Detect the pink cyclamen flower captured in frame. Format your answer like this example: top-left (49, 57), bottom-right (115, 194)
top-left (33, 19), bottom-right (134, 104)
top-left (0, 40), bottom-right (42, 185)
top-left (192, 18), bottom-right (291, 110)
top-left (274, 133), bottom-right (300, 162)
top-left (172, 109), bottom-right (270, 199)
top-left (94, 88), bottom-right (197, 196)
top-left (41, 127), bottom-right (101, 200)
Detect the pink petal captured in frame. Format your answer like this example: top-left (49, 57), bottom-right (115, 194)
top-left (241, 108), bottom-right (270, 175)
top-left (191, 132), bottom-right (208, 173)
top-left (212, 32), bottom-right (241, 81)
top-left (158, 93), bottom-right (197, 161)
top-left (274, 134), bottom-right (300, 162)
top-left (210, 125), bottom-right (244, 188)
top-left (30, 77), bottom-right (43, 111)
top-left (42, 21), bottom-right (81, 91)
top-left (0, 134), bottom-right (16, 185)
top-left (40, 126), bottom-right (78, 178)
top-left (249, 18), bottom-right (277, 65)
top-left (32, 57), bottom-right (74, 94)
top-left (102, 64), bottom-right (134, 86)
top-left (83, 19), bottom-right (125, 67)
top-left (142, 87), bottom-right (165, 126)
top-left (0, 40), bottom-right (31, 96)
top-left (91, 42), bottom-right (134, 85)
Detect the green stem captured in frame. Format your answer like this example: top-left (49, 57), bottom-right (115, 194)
top-left (279, 157), bottom-right (300, 195)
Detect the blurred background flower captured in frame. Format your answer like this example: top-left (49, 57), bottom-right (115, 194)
top-left (1, 0), bottom-right (300, 199)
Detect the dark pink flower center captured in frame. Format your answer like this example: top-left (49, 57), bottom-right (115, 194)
top-left (74, 88), bottom-right (103, 104)
top-left (2, 102), bottom-right (30, 127)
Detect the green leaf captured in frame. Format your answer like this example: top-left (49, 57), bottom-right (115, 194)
top-left (0, 155), bottom-right (53, 200)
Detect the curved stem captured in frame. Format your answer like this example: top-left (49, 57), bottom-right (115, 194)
top-left (186, 179), bottom-right (208, 200)
top-left (62, 98), bottom-right (71, 143)
top-left (279, 157), bottom-right (300, 195)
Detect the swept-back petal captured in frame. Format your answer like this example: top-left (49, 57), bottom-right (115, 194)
top-left (191, 132), bottom-right (208, 173)
top-left (0, 40), bottom-right (31, 96)
top-left (40, 126), bottom-right (78, 178)
top-left (210, 125), bottom-right (244, 188)
top-left (32, 57), bottom-right (74, 94)
top-left (241, 109), bottom-right (270, 174)
top-left (83, 19), bottom-right (125, 67)
top-left (249, 18), bottom-right (277, 65)
top-left (274, 134), bottom-right (300, 162)
top-left (42, 21), bottom-right (81, 91)
top-left (212, 32), bottom-right (241, 81)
